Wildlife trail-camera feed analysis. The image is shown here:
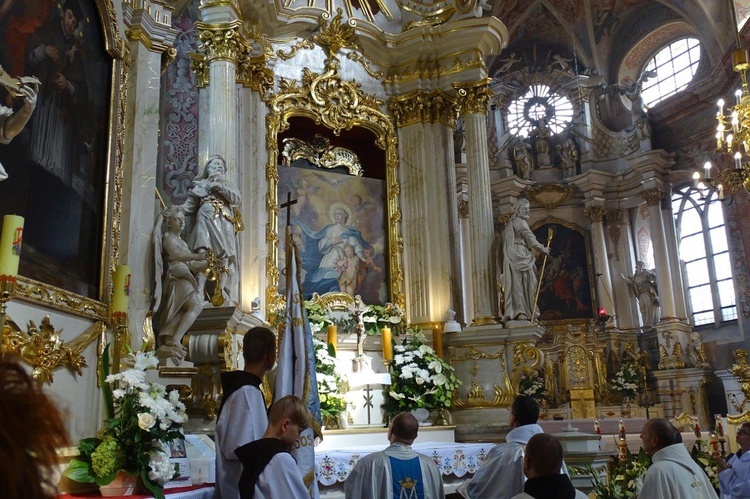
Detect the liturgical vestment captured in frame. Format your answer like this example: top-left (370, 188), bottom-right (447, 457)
top-left (638, 444), bottom-right (719, 499)
top-left (344, 442), bottom-right (445, 499)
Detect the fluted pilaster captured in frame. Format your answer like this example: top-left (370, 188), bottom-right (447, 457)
top-left (642, 188), bottom-right (677, 319)
top-left (584, 205), bottom-right (615, 319)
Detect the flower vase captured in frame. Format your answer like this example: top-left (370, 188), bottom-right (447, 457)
top-left (99, 471), bottom-right (143, 497)
top-left (410, 407), bottom-right (430, 425)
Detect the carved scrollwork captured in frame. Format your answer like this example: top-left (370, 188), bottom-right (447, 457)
top-left (453, 79), bottom-right (492, 116)
top-left (281, 135), bottom-right (363, 176)
top-left (583, 206), bottom-right (607, 224)
top-left (452, 378), bottom-right (515, 408)
top-left (390, 89), bottom-right (457, 128)
top-left (658, 342), bottom-right (687, 370)
top-left (524, 185), bottom-right (573, 211)
top-left (450, 346), bottom-right (504, 377)
top-left (642, 188), bottom-right (664, 207)
top-left (729, 349), bottom-right (750, 406)
top-left (16, 277), bottom-right (108, 320)
top-left (194, 20), bottom-right (249, 64)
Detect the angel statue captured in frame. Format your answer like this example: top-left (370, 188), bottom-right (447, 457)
top-left (152, 206), bottom-right (209, 362)
top-left (608, 69), bottom-right (658, 135)
top-left (620, 260), bottom-right (660, 328)
top-left (180, 155), bottom-right (243, 305)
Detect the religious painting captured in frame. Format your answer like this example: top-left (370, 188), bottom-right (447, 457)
top-left (0, 0), bottom-right (112, 299)
top-left (532, 219), bottom-right (595, 321)
top-left (277, 165), bottom-right (389, 305)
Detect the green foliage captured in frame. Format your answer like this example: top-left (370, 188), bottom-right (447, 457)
top-left (690, 440), bottom-right (720, 492)
top-left (313, 337), bottom-right (348, 418)
top-left (588, 448), bottom-right (651, 499)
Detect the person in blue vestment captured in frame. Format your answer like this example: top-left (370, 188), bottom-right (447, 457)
top-left (718, 422), bottom-right (750, 499)
top-left (344, 412), bottom-right (445, 499)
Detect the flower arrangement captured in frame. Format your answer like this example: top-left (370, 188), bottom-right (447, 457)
top-left (588, 447), bottom-right (651, 499)
top-left (64, 348), bottom-right (187, 498)
top-left (305, 301), bottom-right (405, 336)
top-left (383, 332), bottom-right (461, 415)
top-left (611, 362), bottom-right (641, 401)
top-left (690, 441), bottom-right (720, 492)
top-left (313, 337), bottom-right (348, 420)
top-left (519, 373), bottom-right (546, 400)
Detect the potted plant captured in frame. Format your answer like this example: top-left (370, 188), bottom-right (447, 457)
top-left (383, 331), bottom-right (461, 423)
top-left (64, 347), bottom-right (187, 498)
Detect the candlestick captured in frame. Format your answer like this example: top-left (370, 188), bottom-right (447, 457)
top-left (619, 419), bottom-right (626, 437)
top-left (0, 215), bottom-right (24, 276)
top-left (694, 423), bottom-right (701, 439)
top-left (432, 326), bottom-right (443, 358)
top-left (111, 312), bottom-right (128, 374)
top-left (716, 416), bottom-right (724, 438)
top-left (710, 431), bottom-right (720, 457)
top-left (618, 436), bottom-right (628, 461)
top-left (112, 265), bottom-right (131, 315)
top-left (381, 327), bottom-right (392, 361)
top-left (327, 325), bottom-right (337, 357)
top-left (594, 419), bottom-right (601, 434)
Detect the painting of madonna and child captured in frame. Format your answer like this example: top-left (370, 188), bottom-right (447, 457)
top-left (278, 166), bottom-right (389, 305)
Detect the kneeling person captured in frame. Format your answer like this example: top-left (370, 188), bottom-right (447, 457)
top-left (345, 412), bottom-right (445, 499)
top-left (512, 434), bottom-right (586, 499)
top-left (235, 395), bottom-right (310, 499)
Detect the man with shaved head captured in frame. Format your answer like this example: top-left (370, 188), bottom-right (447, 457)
top-left (511, 434), bottom-right (587, 499)
top-left (344, 412), bottom-right (444, 498)
top-left (638, 418), bottom-right (718, 498)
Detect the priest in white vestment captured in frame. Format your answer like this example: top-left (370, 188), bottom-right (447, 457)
top-left (717, 422), bottom-right (750, 499)
top-left (459, 395), bottom-right (544, 499)
top-left (344, 412), bottom-right (445, 499)
top-left (638, 418), bottom-right (719, 499)
top-left (511, 434), bottom-right (587, 499)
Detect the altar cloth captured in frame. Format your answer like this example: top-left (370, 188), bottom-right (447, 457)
top-left (315, 441), bottom-right (492, 486)
top-left (59, 483), bottom-right (214, 499)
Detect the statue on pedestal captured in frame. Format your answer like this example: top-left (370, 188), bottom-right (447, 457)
top-left (152, 206), bottom-right (208, 362)
top-left (513, 143), bottom-right (532, 180)
top-left (180, 155), bottom-right (242, 306)
top-left (530, 117), bottom-right (553, 169)
top-left (499, 199), bottom-right (550, 322)
top-left (621, 261), bottom-right (660, 327)
top-left (557, 136), bottom-right (578, 178)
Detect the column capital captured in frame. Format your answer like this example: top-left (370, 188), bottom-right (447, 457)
top-left (389, 90), bottom-right (458, 128)
top-left (583, 205), bottom-right (607, 224)
top-left (642, 188), bottom-right (664, 207)
top-left (453, 78), bottom-right (492, 116)
top-left (195, 20), bottom-right (250, 64)
top-left (237, 54), bottom-right (274, 96)
top-left (604, 208), bottom-right (623, 226)
top-left (123, 0), bottom-right (179, 54)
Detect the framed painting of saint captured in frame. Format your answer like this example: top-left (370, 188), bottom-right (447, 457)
top-left (532, 218), bottom-right (595, 321)
top-left (0, 0), bottom-right (114, 302)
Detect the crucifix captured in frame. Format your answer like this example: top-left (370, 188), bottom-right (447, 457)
top-left (280, 191), bottom-right (297, 227)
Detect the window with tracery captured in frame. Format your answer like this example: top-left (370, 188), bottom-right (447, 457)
top-left (507, 84), bottom-right (574, 138)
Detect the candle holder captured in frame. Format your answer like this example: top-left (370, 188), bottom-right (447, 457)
top-left (0, 275), bottom-right (16, 356)
top-left (382, 358), bottom-right (392, 372)
top-left (111, 312), bottom-right (128, 374)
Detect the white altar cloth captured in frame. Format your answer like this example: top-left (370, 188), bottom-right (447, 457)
top-left (315, 441), bottom-right (492, 486)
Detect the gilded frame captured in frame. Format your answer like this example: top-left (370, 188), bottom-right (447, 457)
top-left (264, 62), bottom-right (404, 313)
top-left (7, 0), bottom-right (127, 321)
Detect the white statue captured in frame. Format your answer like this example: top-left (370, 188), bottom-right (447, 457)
top-left (557, 137), bottom-right (578, 178)
top-left (499, 199), bottom-right (550, 322)
top-left (530, 117), bottom-right (553, 169)
top-left (152, 206), bottom-right (208, 360)
top-left (621, 260), bottom-right (660, 327)
top-left (0, 67), bottom-right (40, 180)
top-left (181, 155), bottom-right (242, 305)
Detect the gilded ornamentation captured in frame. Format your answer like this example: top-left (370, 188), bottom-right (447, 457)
top-left (642, 188), bottom-right (664, 207)
top-left (316, 9), bottom-right (357, 56)
top-left (16, 277), bottom-right (108, 320)
top-left (384, 52), bottom-right (485, 86)
top-left (567, 345), bottom-right (590, 388)
top-left (307, 291), bottom-right (356, 312)
top-left (452, 378), bottom-right (515, 408)
top-left (345, 52), bottom-right (384, 79)
top-left (277, 39), bottom-right (316, 61)
top-left (453, 79), bottom-right (492, 116)
top-left (729, 349), bottom-right (750, 407)
top-left (2, 316), bottom-right (104, 384)
top-left (265, 55), bottom-right (404, 313)
top-left (282, 135), bottom-right (363, 176)
top-left (458, 200), bottom-right (469, 219)
top-left (189, 53), bottom-right (209, 88)
top-left (524, 185), bottom-right (573, 210)
top-left (583, 206), bottom-right (607, 224)
top-left (450, 346), bottom-right (504, 377)
top-left (658, 342), bottom-right (687, 370)
top-left (727, 409), bottom-right (750, 425)
top-left (194, 20), bottom-right (249, 64)
top-left (511, 343), bottom-right (543, 384)
top-left (389, 90), bottom-right (457, 128)
top-left (237, 54), bottom-right (274, 97)
top-left (161, 47), bottom-right (178, 75)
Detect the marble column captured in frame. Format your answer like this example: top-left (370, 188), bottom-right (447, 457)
top-left (454, 80), bottom-right (497, 325)
top-left (605, 209), bottom-right (640, 330)
top-left (584, 205), bottom-right (615, 319)
top-left (663, 203), bottom-right (688, 320)
top-left (458, 198), bottom-right (474, 326)
top-left (642, 188), bottom-right (677, 320)
top-left (391, 91), bottom-right (460, 326)
top-left (120, 1), bottom-right (178, 349)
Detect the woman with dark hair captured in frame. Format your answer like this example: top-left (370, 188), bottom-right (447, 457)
top-left (0, 359), bottom-right (70, 498)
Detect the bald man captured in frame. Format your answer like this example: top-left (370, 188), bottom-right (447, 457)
top-left (638, 418), bottom-right (718, 498)
top-left (344, 412), bottom-right (444, 499)
top-left (512, 434), bottom-right (586, 499)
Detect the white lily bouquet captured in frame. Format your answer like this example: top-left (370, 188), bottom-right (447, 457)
top-left (611, 362), bottom-right (641, 401)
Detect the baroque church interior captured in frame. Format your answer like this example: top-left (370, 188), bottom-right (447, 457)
top-left (3, 0), bottom-right (750, 494)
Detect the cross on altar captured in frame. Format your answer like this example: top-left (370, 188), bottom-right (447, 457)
top-left (280, 191), bottom-right (297, 227)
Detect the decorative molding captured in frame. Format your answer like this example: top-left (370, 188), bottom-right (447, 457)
top-left (189, 53), bottom-right (209, 87)
top-left (16, 277), bottom-right (108, 320)
top-left (281, 135), bottom-right (363, 175)
top-left (524, 185), bottom-right (573, 210)
top-left (452, 379), bottom-right (514, 408)
top-left (583, 206), bottom-right (607, 224)
top-left (194, 20), bottom-right (249, 64)
top-left (453, 78), bottom-right (492, 116)
top-left (450, 345), bottom-right (504, 377)
top-left (389, 89), bottom-right (457, 128)
top-left (642, 188), bottom-right (664, 207)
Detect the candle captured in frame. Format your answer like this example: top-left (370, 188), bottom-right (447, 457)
top-left (327, 325), bottom-right (337, 357)
top-left (710, 431), bottom-right (719, 456)
top-left (716, 419), bottom-right (724, 438)
top-left (594, 419), bottom-right (601, 435)
top-left (694, 423), bottom-right (702, 439)
top-left (381, 327), bottom-right (392, 361)
top-left (619, 419), bottom-right (626, 437)
top-left (618, 436), bottom-right (628, 461)
top-left (718, 98), bottom-right (725, 115)
top-left (692, 171), bottom-right (701, 188)
top-left (0, 215), bottom-right (24, 276)
top-left (718, 184), bottom-right (724, 200)
top-left (704, 161), bottom-right (712, 177)
top-left (112, 265), bottom-right (131, 314)
top-left (432, 327), bottom-right (443, 358)
top-left (736, 152), bottom-right (743, 169)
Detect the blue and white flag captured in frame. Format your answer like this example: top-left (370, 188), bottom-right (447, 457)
top-left (274, 226), bottom-right (323, 497)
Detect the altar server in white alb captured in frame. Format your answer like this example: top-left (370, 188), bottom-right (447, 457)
top-left (459, 395), bottom-right (543, 498)
top-left (235, 395), bottom-right (310, 499)
top-left (717, 422), bottom-right (750, 499)
top-left (214, 327), bottom-right (277, 499)
top-left (638, 418), bottom-right (719, 499)
top-left (344, 412), bottom-right (445, 499)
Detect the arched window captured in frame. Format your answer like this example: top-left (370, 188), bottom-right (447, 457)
top-left (507, 84), bottom-right (574, 138)
top-left (641, 37), bottom-right (701, 108)
top-left (671, 186), bottom-right (736, 326)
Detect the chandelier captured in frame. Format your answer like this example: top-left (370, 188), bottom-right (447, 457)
top-left (695, 48), bottom-right (750, 201)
